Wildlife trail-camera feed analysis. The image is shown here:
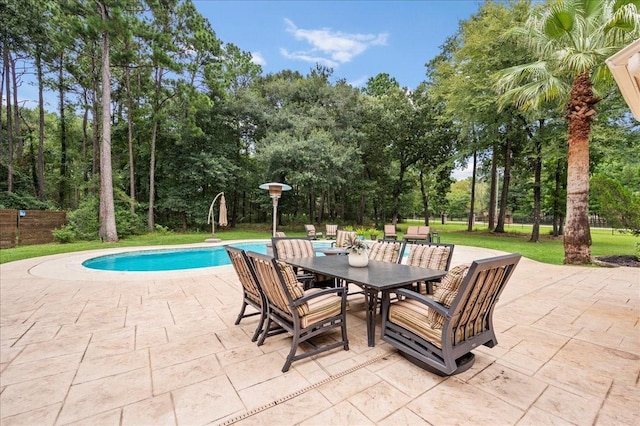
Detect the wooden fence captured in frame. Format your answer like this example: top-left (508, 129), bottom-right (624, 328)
top-left (0, 210), bottom-right (67, 248)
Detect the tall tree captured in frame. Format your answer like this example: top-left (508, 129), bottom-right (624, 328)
top-left (97, 0), bottom-right (118, 242)
top-left (495, 0), bottom-right (639, 264)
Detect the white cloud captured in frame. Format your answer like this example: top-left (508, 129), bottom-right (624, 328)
top-left (250, 51), bottom-right (266, 66)
top-left (280, 48), bottom-right (338, 67)
top-left (282, 18), bottom-right (388, 66)
top-left (451, 160), bottom-right (474, 180)
top-left (348, 75), bottom-right (369, 87)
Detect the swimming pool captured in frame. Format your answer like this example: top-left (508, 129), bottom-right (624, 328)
top-left (82, 242), bottom-right (332, 272)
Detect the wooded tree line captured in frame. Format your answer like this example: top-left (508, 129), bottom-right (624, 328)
top-left (1, 0), bottom-right (638, 263)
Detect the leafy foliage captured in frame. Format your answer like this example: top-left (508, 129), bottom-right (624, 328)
top-left (590, 174), bottom-right (640, 233)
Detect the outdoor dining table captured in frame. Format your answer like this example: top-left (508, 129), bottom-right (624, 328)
top-left (283, 255), bottom-right (447, 347)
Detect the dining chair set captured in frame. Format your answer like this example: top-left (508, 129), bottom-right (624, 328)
top-left (225, 237), bottom-right (521, 375)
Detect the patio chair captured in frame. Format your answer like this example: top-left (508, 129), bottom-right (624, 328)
top-left (368, 239), bottom-right (404, 264)
top-left (325, 224), bottom-right (338, 240)
top-left (225, 246), bottom-right (270, 342)
top-left (246, 251), bottom-right (349, 372)
top-left (383, 224), bottom-right (398, 240)
top-left (274, 231), bottom-right (287, 237)
top-left (403, 225), bottom-right (431, 242)
top-left (400, 242), bottom-right (455, 294)
top-left (304, 224), bottom-right (322, 240)
top-left (331, 230), bottom-right (357, 249)
top-left (272, 237), bottom-right (333, 288)
top-left (380, 253), bottom-right (521, 375)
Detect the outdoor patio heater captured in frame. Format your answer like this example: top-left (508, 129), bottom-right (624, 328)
top-left (259, 182), bottom-right (291, 237)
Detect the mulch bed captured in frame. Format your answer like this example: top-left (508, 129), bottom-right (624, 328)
top-left (594, 255), bottom-right (640, 268)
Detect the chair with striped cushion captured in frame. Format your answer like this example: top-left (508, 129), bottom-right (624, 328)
top-left (331, 230), bottom-right (357, 249)
top-left (246, 252), bottom-right (349, 372)
top-left (325, 224), bottom-right (338, 240)
top-left (368, 239), bottom-right (403, 263)
top-left (272, 237), bottom-right (333, 288)
top-left (400, 242), bottom-right (455, 294)
top-left (380, 253), bottom-right (521, 376)
top-left (304, 224), bottom-right (322, 239)
top-left (225, 246), bottom-right (270, 342)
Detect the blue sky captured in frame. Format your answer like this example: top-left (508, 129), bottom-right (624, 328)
top-left (194, 0), bottom-right (483, 89)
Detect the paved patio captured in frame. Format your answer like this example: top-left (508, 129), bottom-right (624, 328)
top-left (0, 242), bottom-right (638, 425)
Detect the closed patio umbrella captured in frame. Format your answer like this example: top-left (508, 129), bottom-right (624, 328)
top-left (207, 192), bottom-right (227, 241)
top-left (218, 194), bottom-right (228, 227)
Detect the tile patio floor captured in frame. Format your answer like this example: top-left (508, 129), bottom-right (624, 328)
top-left (0, 242), bottom-right (638, 425)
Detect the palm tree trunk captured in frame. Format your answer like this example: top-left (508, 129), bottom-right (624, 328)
top-left (564, 72), bottom-right (597, 264)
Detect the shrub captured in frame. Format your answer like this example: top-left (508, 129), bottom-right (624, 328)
top-left (67, 198), bottom-right (100, 240)
top-left (52, 225), bottom-right (75, 243)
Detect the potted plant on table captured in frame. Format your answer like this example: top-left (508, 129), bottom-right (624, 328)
top-left (345, 234), bottom-right (368, 267)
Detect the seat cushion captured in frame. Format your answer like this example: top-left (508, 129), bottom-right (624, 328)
top-left (389, 299), bottom-right (443, 348)
top-left (427, 264), bottom-right (470, 329)
top-left (300, 289), bottom-right (343, 328)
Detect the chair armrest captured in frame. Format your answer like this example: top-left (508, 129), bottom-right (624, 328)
top-left (292, 286), bottom-right (347, 307)
top-left (391, 288), bottom-right (450, 318)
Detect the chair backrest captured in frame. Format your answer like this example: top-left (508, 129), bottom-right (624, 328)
top-left (225, 245), bottom-right (263, 303)
top-left (304, 224), bottom-right (318, 237)
top-left (246, 251), bottom-right (305, 319)
top-left (405, 226), bottom-right (419, 235)
top-left (274, 231), bottom-right (287, 237)
top-left (434, 254), bottom-right (521, 344)
top-left (384, 224), bottom-right (397, 237)
top-left (325, 224), bottom-right (338, 238)
top-left (272, 237), bottom-right (316, 259)
top-left (368, 240), bottom-right (403, 263)
top-left (401, 242), bottom-right (454, 271)
top-left (406, 225), bottom-right (429, 236)
top-left (334, 230), bottom-right (357, 248)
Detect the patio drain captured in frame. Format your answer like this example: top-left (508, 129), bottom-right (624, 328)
top-left (218, 352), bottom-right (391, 425)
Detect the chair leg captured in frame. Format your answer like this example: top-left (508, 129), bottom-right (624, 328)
top-left (283, 334), bottom-right (300, 372)
top-left (257, 316), bottom-right (273, 346)
top-left (251, 310), bottom-right (268, 342)
top-left (235, 301), bottom-right (248, 325)
top-left (341, 320), bottom-right (349, 350)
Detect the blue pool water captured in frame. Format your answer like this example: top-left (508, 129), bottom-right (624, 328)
top-left (82, 242), bottom-right (332, 272)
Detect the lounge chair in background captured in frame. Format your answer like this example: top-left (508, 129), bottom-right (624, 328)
top-left (383, 224), bottom-right (397, 240)
top-left (325, 224), bottom-right (338, 239)
top-left (403, 225), bottom-right (431, 242)
top-left (304, 224), bottom-right (322, 239)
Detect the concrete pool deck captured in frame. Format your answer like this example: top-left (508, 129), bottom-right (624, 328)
top-left (1, 242), bottom-right (638, 425)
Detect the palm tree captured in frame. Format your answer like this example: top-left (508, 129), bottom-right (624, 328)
top-left (495, 0), bottom-right (639, 264)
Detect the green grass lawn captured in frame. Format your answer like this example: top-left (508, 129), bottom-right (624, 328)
top-left (0, 221), bottom-right (636, 266)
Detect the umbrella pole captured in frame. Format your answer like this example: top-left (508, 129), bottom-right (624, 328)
top-left (206, 192), bottom-right (224, 242)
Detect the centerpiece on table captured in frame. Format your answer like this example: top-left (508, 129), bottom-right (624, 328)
top-left (345, 234), bottom-right (369, 267)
